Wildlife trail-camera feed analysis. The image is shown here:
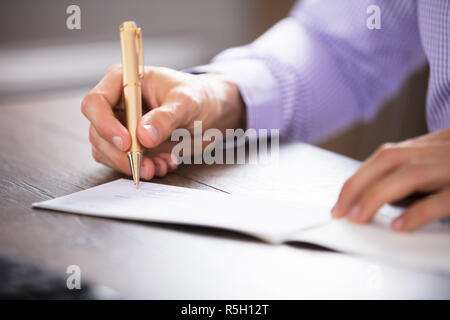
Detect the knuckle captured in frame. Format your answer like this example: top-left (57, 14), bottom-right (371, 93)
top-left (380, 142), bottom-right (396, 150)
top-left (146, 66), bottom-right (177, 85)
top-left (144, 66), bottom-right (154, 80)
top-left (376, 142), bottom-right (397, 160)
top-left (106, 64), bottom-right (121, 75)
top-left (174, 87), bottom-right (200, 106)
top-left (158, 107), bottom-right (179, 129)
top-left (81, 92), bottom-right (100, 117)
top-left (146, 66), bottom-right (160, 77)
top-left (81, 93), bottom-right (92, 116)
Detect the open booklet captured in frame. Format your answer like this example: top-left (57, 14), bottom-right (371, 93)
top-left (33, 178), bottom-right (450, 273)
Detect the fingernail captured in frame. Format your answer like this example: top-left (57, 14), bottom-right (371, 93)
top-left (112, 136), bottom-right (123, 150)
top-left (392, 217), bottom-right (404, 231)
top-left (143, 124), bottom-right (159, 144)
top-left (348, 205), bottom-right (360, 220)
top-left (140, 163), bottom-right (148, 180)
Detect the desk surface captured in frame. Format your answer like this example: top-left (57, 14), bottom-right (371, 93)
top-left (1, 89), bottom-right (449, 299)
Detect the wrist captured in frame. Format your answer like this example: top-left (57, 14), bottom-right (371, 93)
top-left (198, 73), bottom-right (246, 132)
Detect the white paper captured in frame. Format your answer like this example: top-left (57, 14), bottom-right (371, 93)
top-left (32, 178), bottom-right (450, 273)
top-left (288, 211), bottom-right (450, 273)
top-left (32, 179), bottom-right (331, 243)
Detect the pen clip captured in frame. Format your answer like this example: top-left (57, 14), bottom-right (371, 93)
top-left (136, 28), bottom-right (144, 79)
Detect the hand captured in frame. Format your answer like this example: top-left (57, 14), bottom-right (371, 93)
top-left (332, 127), bottom-right (450, 232)
top-left (81, 65), bottom-right (245, 180)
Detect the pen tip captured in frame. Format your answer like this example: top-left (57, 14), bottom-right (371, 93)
top-left (128, 152), bottom-right (142, 190)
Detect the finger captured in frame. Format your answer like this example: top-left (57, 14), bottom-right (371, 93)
top-left (81, 65), bottom-right (131, 151)
top-left (333, 143), bottom-right (427, 218)
top-left (137, 101), bottom-right (190, 148)
top-left (392, 188), bottom-right (450, 232)
top-left (141, 66), bottom-right (185, 108)
top-left (159, 153), bottom-right (179, 171)
top-left (94, 64), bottom-right (124, 105)
top-left (83, 94), bottom-right (130, 151)
top-left (139, 156), bottom-right (157, 181)
top-left (91, 145), bottom-right (114, 169)
top-left (89, 125), bottom-right (131, 174)
top-left (347, 160), bottom-right (450, 224)
top-left (152, 156), bottom-right (168, 177)
top-left (90, 125), bottom-right (157, 180)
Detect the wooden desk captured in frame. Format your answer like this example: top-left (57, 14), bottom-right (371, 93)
top-left (1, 89), bottom-right (449, 299)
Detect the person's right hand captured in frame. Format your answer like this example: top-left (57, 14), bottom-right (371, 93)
top-left (81, 65), bottom-right (245, 180)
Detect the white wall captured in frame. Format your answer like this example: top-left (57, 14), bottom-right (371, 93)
top-left (0, 0), bottom-right (260, 98)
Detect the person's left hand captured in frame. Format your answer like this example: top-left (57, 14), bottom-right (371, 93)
top-left (331, 127), bottom-right (450, 232)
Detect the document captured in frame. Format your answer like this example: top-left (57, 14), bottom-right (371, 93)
top-left (33, 179), bottom-right (331, 243)
top-left (33, 179), bottom-right (450, 273)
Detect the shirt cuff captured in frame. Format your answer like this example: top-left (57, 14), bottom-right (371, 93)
top-left (186, 59), bottom-right (282, 132)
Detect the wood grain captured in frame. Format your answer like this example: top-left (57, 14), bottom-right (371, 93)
top-left (0, 89), bottom-right (449, 299)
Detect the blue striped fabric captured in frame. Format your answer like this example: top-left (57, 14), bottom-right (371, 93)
top-left (419, 0), bottom-right (450, 132)
top-left (191, 0), bottom-right (450, 142)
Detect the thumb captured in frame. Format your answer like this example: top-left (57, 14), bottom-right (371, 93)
top-left (137, 103), bottom-right (187, 148)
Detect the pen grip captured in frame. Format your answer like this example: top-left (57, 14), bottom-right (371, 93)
top-left (124, 83), bottom-right (142, 153)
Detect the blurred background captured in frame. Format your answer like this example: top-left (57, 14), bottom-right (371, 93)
top-left (0, 0), bottom-right (428, 160)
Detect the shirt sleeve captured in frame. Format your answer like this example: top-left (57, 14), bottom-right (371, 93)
top-left (188, 0), bottom-right (426, 142)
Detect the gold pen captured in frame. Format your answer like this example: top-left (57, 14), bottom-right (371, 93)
top-left (119, 21), bottom-right (144, 188)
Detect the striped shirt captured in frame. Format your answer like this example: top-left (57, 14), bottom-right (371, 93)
top-left (192, 0), bottom-right (450, 142)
